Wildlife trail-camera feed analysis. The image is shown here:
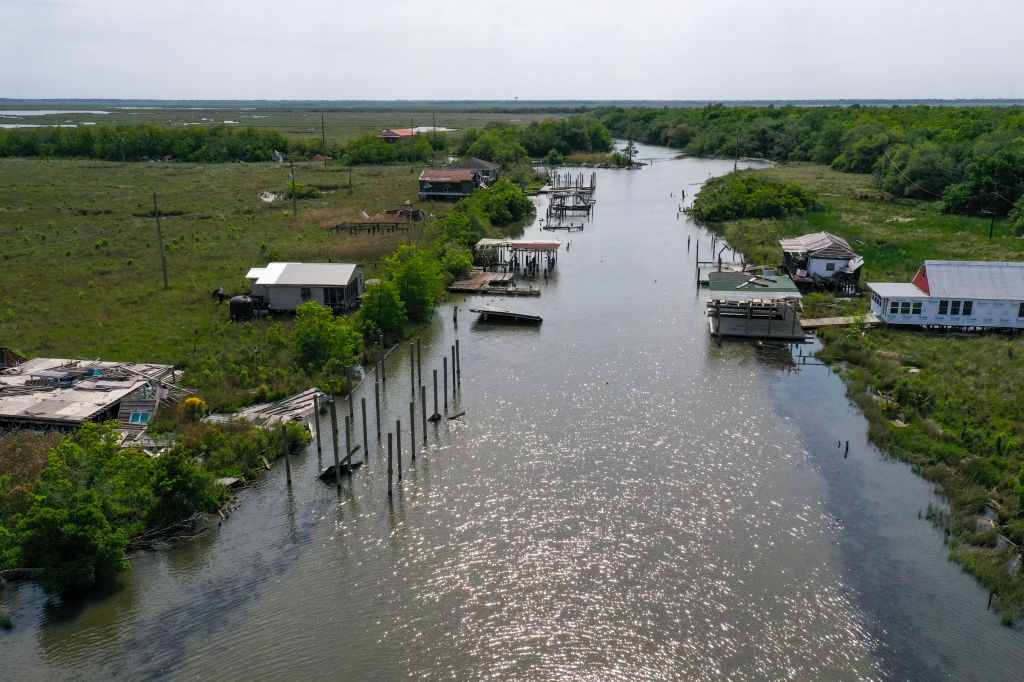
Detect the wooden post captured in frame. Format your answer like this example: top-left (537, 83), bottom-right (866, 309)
top-left (421, 385), bottom-right (427, 442)
top-left (410, 401), bottom-right (416, 461)
top-left (379, 334), bottom-right (386, 387)
top-left (455, 339), bottom-right (461, 388)
top-left (345, 415), bottom-right (352, 475)
top-left (431, 370), bottom-right (440, 421)
top-left (348, 386), bottom-right (354, 427)
top-left (361, 397), bottom-right (369, 466)
top-left (443, 357), bottom-right (448, 413)
top-left (387, 432), bottom-right (393, 497)
top-left (396, 419), bottom-right (402, 481)
top-left (290, 159), bottom-right (297, 220)
top-left (281, 424), bottom-right (292, 487)
top-left (313, 393), bottom-right (323, 462)
top-left (416, 337), bottom-right (422, 389)
top-left (329, 396), bottom-right (341, 488)
top-left (410, 343), bottom-right (415, 397)
top-left (451, 345), bottom-right (456, 401)
top-left (453, 305), bottom-right (458, 328)
top-left (374, 381), bottom-right (381, 436)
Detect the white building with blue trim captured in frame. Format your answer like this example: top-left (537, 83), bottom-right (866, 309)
top-left (868, 260), bottom-right (1024, 330)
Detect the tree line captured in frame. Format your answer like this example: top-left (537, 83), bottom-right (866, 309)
top-left (0, 115), bottom-right (614, 167)
top-left (594, 104), bottom-right (1024, 225)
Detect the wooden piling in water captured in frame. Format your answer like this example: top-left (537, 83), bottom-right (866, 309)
top-left (454, 305), bottom-right (458, 328)
top-left (374, 381), bottom-right (381, 435)
top-left (379, 334), bottom-right (386, 387)
top-left (361, 397), bottom-right (369, 467)
top-left (396, 419), bottom-right (402, 481)
top-left (387, 432), bottom-right (393, 497)
top-left (281, 424), bottom-right (292, 487)
top-left (313, 394), bottom-right (323, 462)
top-left (410, 343), bottom-right (415, 397)
top-left (443, 358), bottom-right (449, 412)
top-left (345, 415), bottom-right (352, 474)
top-left (455, 339), bottom-right (461, 387)
top-left (410, 401), bottom-right (416, 461)
top-left (451, 345), bottom-right (456, 401)
top-left (421, 385), bottom-right (427, 442)
top-left (431, 370), bottom-right (441, 421)
top-left (329, 397), bottom-right (341, 488)
top-left (416, 337), bottom-right (422, 389)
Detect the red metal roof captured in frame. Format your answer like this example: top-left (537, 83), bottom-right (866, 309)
top-left (378, 128), bottom-right (416, 138)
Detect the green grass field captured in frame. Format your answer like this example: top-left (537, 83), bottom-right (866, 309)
top-left (0, 158), bottom-right (445, 363)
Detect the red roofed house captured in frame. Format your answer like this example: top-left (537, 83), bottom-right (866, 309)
top-left (378, 128), bottom-right (417, 144)
top-left (418, 168), bottom-right (483, 200)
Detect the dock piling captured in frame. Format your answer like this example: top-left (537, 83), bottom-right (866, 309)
top-left (421, 385), bottom-right (427, 441)
top-left (387, 432), bottom-right (393, 497)
top-left (329, 396), bottom-right (341, 489)
top-left (361, 397), bottom-right (368, 466)
top-left (443, 358), bottom-right (449, 413)
top-left (374, 381), bottom-right (381, 436)
top-left (345, 415), bottom-right (352, 474)
top-left (410, 343), bottom-right (415, 397)
top-left (396, 419), bottom-right (402, 481)
top-left (281, 424), bottom-right (292, 487)
top-left (455, 339), bottom-right (461, 387)
top-left (431, 370), bottom-right (441, 421)
top-left (313, 394), bottom-right (323, 463)
top-left (410, 401), bottom-right (416, 461)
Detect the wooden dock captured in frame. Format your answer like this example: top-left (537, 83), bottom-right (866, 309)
top-left (707, 301), bottom-right (806, 341)
top-left (327, 222), bottom-right (413, 235)
top-left (447, 270), bottom-right (540, 296)
top-left (800, 313), bottom-right (882, 329)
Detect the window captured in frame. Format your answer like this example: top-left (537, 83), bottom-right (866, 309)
top-left (912, 302), bottom-right (922, 315)
top-left (900, 301), bottom-right (911, 314)
top-left (962, 300), bottom-right (973, 316)
top-left (938, 300), bottom-right (948, 315)
top-left (300, 287), bottom-right (312, 300)
top-left (825, 262), bottom-right (836, 272)
top-left (889, 301), bottom-right (899, 314)
top-left (950, 300), bottom-right (961, 315)
top-left (129, 412), bottom-right (150, 424)
top-left (1019, 302), bottom-right (1024, 318)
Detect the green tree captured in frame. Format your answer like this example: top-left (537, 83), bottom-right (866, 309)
top-left (17, 492), bottom-right (128, 594)
top-left (358, 280), bottom-right (407, 341)
top-left (291, 301), bottom-right (363, 370)
top-left (146, 447), bottom-right (218, 529)
top-left (385, 245), bottom-right (446, 323)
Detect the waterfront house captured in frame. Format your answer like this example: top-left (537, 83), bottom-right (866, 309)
top-left (779, 232), bottom-right (863, 294)
top-left (449, 157), bottom-right (500, 185)
top-left (246, 262), bottom-right (365, 313)
top-left (867, 260), bottom-right (1024, 330)
top-left (377, 128), bottom-right (416, 144)
top-left (418, 169), bottom-right (482, 200)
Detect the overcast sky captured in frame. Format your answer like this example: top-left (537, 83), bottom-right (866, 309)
top-left (3, 0), bottom-right (1022, 100)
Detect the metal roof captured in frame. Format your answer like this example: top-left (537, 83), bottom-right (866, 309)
top-left (0, 358), bottom-right (174, 426)
top-left (779, 232), bottom-right (858, 259)
top-left (707, 271), bottom-right (803, 302)
top-left (419, 169), bottom-right (477, 182)
top-left (920, 261), bottom-right (1024, 300)
top-left (867, 283), bottom-right (929, 298)
top-left (248, 262), bottom-right (360, 287)
top-left (475, 238), bottom-right (561, 251)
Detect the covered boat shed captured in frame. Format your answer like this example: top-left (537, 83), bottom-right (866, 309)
top-left (706, 271), bottom-right (805, 341)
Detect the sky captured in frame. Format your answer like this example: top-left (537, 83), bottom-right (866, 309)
top-left (3, 0), bottom-right (1023, 101)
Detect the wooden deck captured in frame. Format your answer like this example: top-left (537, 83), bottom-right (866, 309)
top-left (800, 314), bottom-right (882, 329)
top-left (707, 302), bottom-right (806, 341)
top-left (447, 270), bottom-right (540, 296)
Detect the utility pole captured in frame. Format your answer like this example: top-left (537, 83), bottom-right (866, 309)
top-left (321, 115), bottom-right (327, 168)
top-left (289, 159), bottom-right (297, 220)
top-left (734, 134), bottom-right (739, 172)
top-left (152, 192), bottom-right (169, 290)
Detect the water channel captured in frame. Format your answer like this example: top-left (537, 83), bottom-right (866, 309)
top-left (3, 143), bottom-right (1023, 680)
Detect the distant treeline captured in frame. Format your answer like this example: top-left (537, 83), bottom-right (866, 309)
top-left (594, 104), bottom-right (1024, 219)
top-left (0, 115), bottom-right (613, 167)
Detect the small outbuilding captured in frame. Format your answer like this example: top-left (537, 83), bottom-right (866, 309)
top-left (377, 128), bottom-right (416, 144)
top-left (246, 262), bottom-right (365, 314)
top-left (779, 232), bottom-right (863, 294)
top-left (868, 260), bottom-right (1024, 329)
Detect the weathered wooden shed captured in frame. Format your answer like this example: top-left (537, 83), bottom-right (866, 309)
top-left (868, 260), bottom-right (1024, 330)
top-left (780, 232), bottom-right (863, 293)
top-left (246, 262), bottom-right (365, 313)
top-left (418, 169), bottom-right (482, 200)
top-left (449, 157), bottom-right (500, 185)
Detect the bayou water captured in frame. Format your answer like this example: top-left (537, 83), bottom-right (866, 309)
top-left (3, 144), bottom-right (1023, 680)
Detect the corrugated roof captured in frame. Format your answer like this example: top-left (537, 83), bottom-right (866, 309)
top-left (419, 169), bottom-right (477, 182)
top-left (779, 232), bottom-right (858, 259)
top-left (475, 238), bottom-right (561, 251)
top-left (921, 260), bottom-right (1024, 300)
top-left (867, 283), bottom-right (929, 298)
top-left (707, 271), bottom-right (803, 302)
top-left (378, 128), bottom-right (415, 137)
top-left (251, 262), bottom-right (360, 287)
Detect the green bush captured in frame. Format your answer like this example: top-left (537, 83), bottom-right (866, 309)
top-left (691, 171), bottom-right (820, 221)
